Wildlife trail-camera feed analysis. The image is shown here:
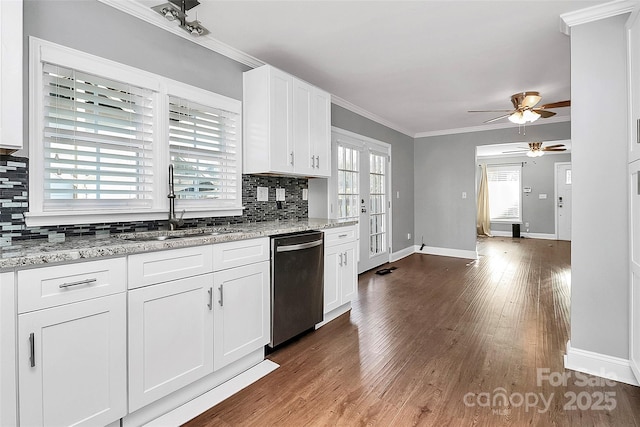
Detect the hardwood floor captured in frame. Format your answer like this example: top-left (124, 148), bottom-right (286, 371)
top-left (185, 237), bottom-right (640, 426)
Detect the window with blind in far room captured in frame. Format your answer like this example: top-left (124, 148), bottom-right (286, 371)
top-left (487, 164), bottom-right (522, 222)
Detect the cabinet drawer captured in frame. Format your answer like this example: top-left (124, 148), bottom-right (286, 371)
top-left (128, 245), bottom-right (214, 289)
top-left (18, 258), bottom-right (126, 313)
top-left (213, 238), bottom-right (269, 271)
top-left (323, 225), bottom-right (357, 247)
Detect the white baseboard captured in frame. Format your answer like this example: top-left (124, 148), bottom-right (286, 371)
top-left (390, 245), bottom-right (415, 262)
top-left (144, 360), bottom-right (279, 427)
top-left (564, 340), bottom-right (639, 386)
top-left (414, 245), bottom-right (478, 260)
top-left (490, 230), bottom-right (558, 240)
top-left (316, 303), bottom-right (351, 329)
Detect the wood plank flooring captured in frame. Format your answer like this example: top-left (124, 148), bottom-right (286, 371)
top-left (184, 237), bottom-right (640, 426)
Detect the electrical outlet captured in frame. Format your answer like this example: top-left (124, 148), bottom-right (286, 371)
top-left (302, 189), bottom-right (308, 201)
top-left (525, 222), bottom-right (529, 227)
top-left (276, 188), bottom-right (285, 201)
top-left (407, 233), bottom-right (412, 240)
top-left (257, 186), bottom-right (268, 202)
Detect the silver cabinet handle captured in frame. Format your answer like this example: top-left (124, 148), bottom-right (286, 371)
top-left (276, 240), bottom-right (323, 252)
top-left (290, 151), bottom-right (294, 166)
top-left (316, 156), bottom-right (320, 169)
top-left (218, 285), bottom-right (224, 307)
top-left (344, 252), bottom-right (348, 266)
top-left (311, 155), bottom-right (316, 168)
top-left (339, 253), bottom-right (343, 267)
top-left (29, 333), bottom-right (35, 368)
top-left (207, 287), bottom-right (213, 310)
top-left (338, 234), bottom-right (348, 238)
top-left (59, 278), bottom-right (97, 289)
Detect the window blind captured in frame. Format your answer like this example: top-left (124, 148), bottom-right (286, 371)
top-left (42, 63), bottom-right (154, 210)
top-left (487, 164), bottom-right (521, 220)
top-left (168, 96), bottom-right (239, 205)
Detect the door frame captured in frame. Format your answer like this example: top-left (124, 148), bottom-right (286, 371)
top-left (329, 127), bottom-right (393, 272)
top-left (554, 161), bottom-right (572, 240)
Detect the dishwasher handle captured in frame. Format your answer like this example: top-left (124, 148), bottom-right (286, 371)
top-left (276, 239), bottom-right (323, 252)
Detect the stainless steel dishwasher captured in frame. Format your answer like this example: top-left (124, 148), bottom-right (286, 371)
top-left (270, 231), bottom-right (324, 348)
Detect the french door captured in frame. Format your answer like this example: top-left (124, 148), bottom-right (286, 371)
top-left (332, 128), bottom-right (391, 274)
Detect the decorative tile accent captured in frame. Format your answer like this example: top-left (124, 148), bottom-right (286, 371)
top-left (0, 155), bottom-right (308, 246)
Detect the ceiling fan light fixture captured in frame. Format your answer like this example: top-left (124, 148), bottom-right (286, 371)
top-left (508, 111), bottom-right (526, 124)
top-left (522, 109), bottom-right (541, 123)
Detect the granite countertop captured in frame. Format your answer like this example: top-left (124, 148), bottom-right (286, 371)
top-left (0, 218), bottom-right (357, 270)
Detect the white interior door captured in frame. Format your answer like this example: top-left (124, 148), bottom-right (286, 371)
top-left (359, 151), bottom-right (390, 273)
top-left (556, 162), bottom-right (572, 241)
top-left (630, 161), bottom-right (640, 383)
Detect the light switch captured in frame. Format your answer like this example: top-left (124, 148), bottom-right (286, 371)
top-left (276, 188), bottom-right (285, 201)
top-left (257, 186), bottom-right (268, 201)
top-left (539, 193), bottom-right (547, 199)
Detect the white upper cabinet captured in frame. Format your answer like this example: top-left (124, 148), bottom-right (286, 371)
top-left (0, 0), bottom-right (23, 153)
top-left (243, 65), bottom-right (331, 178)
top-left (629, 14), bottom-right (640, 163)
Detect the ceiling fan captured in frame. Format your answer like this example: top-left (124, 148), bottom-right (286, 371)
top-left (469, 91), bottom-right (571, 124)
top-left (503, 142), bottom-right (567, 157)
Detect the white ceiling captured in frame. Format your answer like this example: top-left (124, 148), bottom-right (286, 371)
top-left (136, 0), bottom-right (607, 136)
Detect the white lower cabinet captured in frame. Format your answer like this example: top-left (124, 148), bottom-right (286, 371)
top-left (127, 274), bottom-right (214, 412)
top-left (213, 260), bottom-right (270, 370)
top-left (17, 292), bottom-right (127, 427)
top-left (323, 225), bottom-right (358, 320)
top-left (324, 242), bottom-right (357, 313)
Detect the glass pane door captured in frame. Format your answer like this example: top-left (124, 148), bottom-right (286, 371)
top-left (337, 145), bottom-right (359, 221)
top-left (369, 153), bottom-right (386, 257)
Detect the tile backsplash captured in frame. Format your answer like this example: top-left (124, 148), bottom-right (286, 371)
top-left (0, 155), bottom-right (308, 246)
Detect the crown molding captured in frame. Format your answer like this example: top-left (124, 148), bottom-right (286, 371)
top-left (560, 0), bottom-right (638, 35)
top-left (330, 95), bottom-right (415, 137)
top-left (414, 115), bottom-right (571, 139)
top-left (97, 0), bottom-right (265, 68)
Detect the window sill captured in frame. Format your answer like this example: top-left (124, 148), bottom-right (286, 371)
top-left (24, 207), bottom-right (244, 227)
top-left (490, 219), bottom-right (522, 224)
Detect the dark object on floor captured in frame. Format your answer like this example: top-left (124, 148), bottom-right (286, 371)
top-left (375, 266), bottom-right (398, 275)
top-left (512, 223), bottom-right (520, 238)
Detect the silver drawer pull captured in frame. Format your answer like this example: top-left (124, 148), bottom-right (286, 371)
top-left (338, 234), bottom-right (348, 238)
top-left (344, 252), bottom-right (348, 266)
top-left (219, 285), bottom-right (224, 307)
top-left (208, 287), bottom-right (213, 310)
top-left (59, 278), bottom-right (97, 289)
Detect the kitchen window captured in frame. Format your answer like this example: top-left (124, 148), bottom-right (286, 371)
top-left (27, 38), bottom-right (242, 226)
top-left (487, 164), bottom-right (522, 222)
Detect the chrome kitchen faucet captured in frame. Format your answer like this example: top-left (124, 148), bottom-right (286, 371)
top-left (168, 164), bottom-right (185, 230)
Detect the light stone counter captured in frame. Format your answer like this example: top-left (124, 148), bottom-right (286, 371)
top-left (0, 218), bottom-right (357, 270)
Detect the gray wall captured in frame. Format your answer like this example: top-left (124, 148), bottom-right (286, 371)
top-left (331, 105), bottom-right (415, 253)
top-left (414, 122), bottom-right (571, 252)
top-left (479, 153), bottom-right (572, 235)
top-left (570, 14), bottom-right (629, 359)
top-left (22, 1), bottom-right (414, 253)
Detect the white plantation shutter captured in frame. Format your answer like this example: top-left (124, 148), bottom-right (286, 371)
top-left (487, 164), bottom-right (521, 221)
top-left (42, 63), bottom-right (154, 210)
top-left (168, 96), bottom-right (240, 207)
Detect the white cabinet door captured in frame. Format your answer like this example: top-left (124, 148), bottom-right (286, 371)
top-left (311, 88), bottom-right (331, 177)
top-left (0, 0), bottom-right (22, 153)
top-left (128, 274), bottom-right (214, 411)
top-left (213, 261), bottom-right (270, 370)
top-left (269, 68), bottom-right (294, 174)
top-left (324, 241), bottom-right (357, 315)
top-left (18, 293), bottom-right (127, 427)
top-left (340, 244), bottom-right (357, 303)
top-left (293, 79), bottom-right (314, 176)
top-left (630, 161), bottom-right (640, 383)
top-left (629, 18), bottom-right (640, 163)
top-left (323, 245), bottom-right (341, 314)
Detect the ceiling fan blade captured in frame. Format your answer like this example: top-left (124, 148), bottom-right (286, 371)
top-left (543, 144), bottom-right (565, 149)
top-left (539, 100), bottom-right (571, 109)
top-left (533, 109), bottom-right (556, 118)
top-left (542, 148), bottom-right (567, 152)
top-left (483, 114), bottom-right (512, 124)
top-left (468, 110), bottom-right (513, 113)
top-left (502, 149), bottom-right (529, 153)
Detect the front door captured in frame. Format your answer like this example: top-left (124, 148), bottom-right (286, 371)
top-left (556, 162), bottom-right (572, 241)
